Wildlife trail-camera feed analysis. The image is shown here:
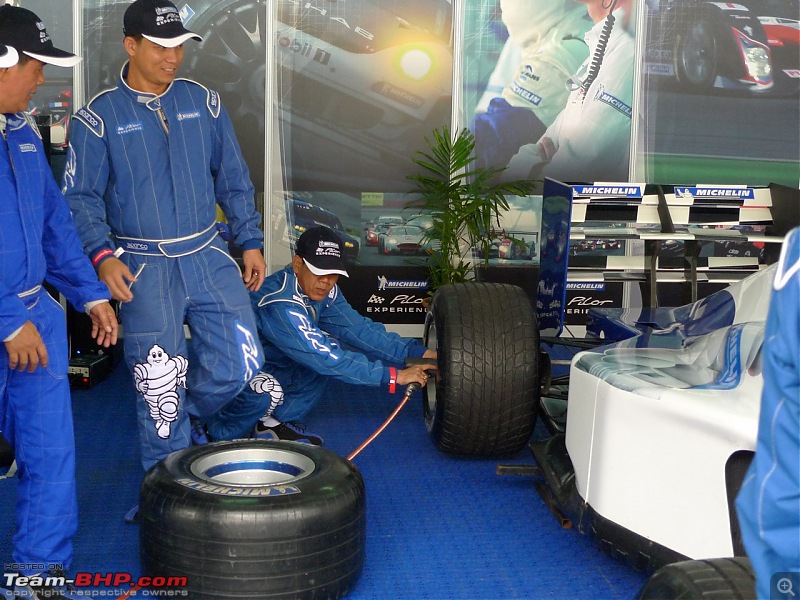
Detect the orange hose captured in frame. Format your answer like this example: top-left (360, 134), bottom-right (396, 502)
top-left (347, 385), bottom-right (416, 461)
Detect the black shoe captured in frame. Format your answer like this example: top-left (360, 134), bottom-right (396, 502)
top-left (254, 420), bottom-right (323, 445)
top-left (189, 416), bottom-right (211, 445)
top-left (15, 568), bottom-right (72, 599)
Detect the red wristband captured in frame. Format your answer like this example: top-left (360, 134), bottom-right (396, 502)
top-left (389, 367), bottom-right (397, 394)
top-left (92, 248), bottom-right (113, 267)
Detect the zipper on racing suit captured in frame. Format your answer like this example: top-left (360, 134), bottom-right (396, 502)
top-left (156, 107), bottom-right (169, 134)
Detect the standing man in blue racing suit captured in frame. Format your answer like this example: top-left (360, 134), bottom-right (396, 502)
top-left (0, 6), bottom-right (118, 597)
top-left (243, 226), bottom-right (436, 444)
top-left (736, 226), bottom-right (800, 599)
top-left (63, 0), bottom-right (275, 473)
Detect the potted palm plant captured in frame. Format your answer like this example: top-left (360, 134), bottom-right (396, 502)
top-left (408, 126), bottom-right (535, 292)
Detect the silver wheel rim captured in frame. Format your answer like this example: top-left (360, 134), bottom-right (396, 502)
top-left (190, 446), bottom-right (316, 486)
top-left (424, 319), bottom-right (439, 421)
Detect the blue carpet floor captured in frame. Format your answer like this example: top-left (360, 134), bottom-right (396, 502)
top-left (0, 359), bottom-right (649, 599)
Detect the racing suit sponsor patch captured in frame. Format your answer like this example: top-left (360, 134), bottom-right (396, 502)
top-left (75, 106), bottom-right (104, 137)
top-left (177, 110), bottom-right (201, 121)
top-left (510, 81), bottom-right (543, 106)
top-left (18, 143), bottom-right (36, 153)
top-left (207, 89), bottom-right (221, 118)
top-left (116, 122), bottom-right (143, 136)
top-left (133, 345), bottom-right (188, 439)
top-left (593, 85), bottom-right (631, 118)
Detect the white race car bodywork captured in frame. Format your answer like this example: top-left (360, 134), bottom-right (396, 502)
top-left (564, 265), bottom-right (775, 561)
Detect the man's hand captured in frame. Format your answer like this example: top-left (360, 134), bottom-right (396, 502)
top-left (242, 248), bottom-right (266, 292)
top-left (89, 302), bottom-right (119, 348)
top-left (98, 257), bottom-right (138, 302)
top-left (537, 136), bottom-right (557, 162)
top-left (397, 362), bottom-right (437, 388)
top-left (4, 321), bottom-right (48, 372)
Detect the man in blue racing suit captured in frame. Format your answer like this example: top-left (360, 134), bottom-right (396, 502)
top-left (736, 226), bottom-right (800, 599)
top-left (0, 6), bottom-right (118, 597)
top-left (63, 0), bottom-right (274, 472)
top-left (242, 226), bottom-right (436, 444)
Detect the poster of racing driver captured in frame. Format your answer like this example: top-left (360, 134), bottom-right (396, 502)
top-left (465, 0), bottom-right (637, 185)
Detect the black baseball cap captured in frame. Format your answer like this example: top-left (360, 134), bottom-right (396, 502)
top-left (0, 6), bottom-right (80, 68)
top-left (124, 0), bottom-right (202, 48)
top-left (0, 44), bottom-right (18, 69)
top-left (296, 226), bottom-right (349, 277)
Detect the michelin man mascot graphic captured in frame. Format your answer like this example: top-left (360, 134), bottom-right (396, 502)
top-left (248, 371), bottom-right (285, 420)
top-left (134, 345), bottom-right (189, 439)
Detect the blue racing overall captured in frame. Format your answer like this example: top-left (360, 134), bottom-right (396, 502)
top-left (243, 266), bottom-right (428, 422)
top-left (1, 112), bottom-right (111, 572)
top-left (63, 66), bottom-right (267, 470)
top-left (736, 227), bottom-right (800, 599)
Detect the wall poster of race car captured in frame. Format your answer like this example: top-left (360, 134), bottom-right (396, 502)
top-left (273, 0), bottom-right (455, 193)
top-left (81, 0), bottom-right (454, 196)
top-left (73, 0), bottom-right (797, 333)
top-left (636, 0), bottom-right (799, 187)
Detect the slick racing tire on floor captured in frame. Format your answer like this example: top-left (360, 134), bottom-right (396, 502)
top-left (139, 440), bottom-right (366, 600)
top-left (424, 282), bottom-right (539, 456)
top-left (638, 557), bottom-right (755, 600)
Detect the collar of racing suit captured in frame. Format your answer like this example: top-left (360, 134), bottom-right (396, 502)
top-left (118, 60), bottom-right (176, 112)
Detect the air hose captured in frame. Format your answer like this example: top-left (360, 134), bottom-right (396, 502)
top-left (347, 358), bottom-right (436, 461)
top-left (347, 381), bottom-right (420, 461)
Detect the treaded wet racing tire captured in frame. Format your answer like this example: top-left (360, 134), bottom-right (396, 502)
top-left (139, 440), bottom-right (366, 600)
top-left (638, 557), bottom-right (755, 600)
top-left (423, 282), bottom-right (539, 456)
